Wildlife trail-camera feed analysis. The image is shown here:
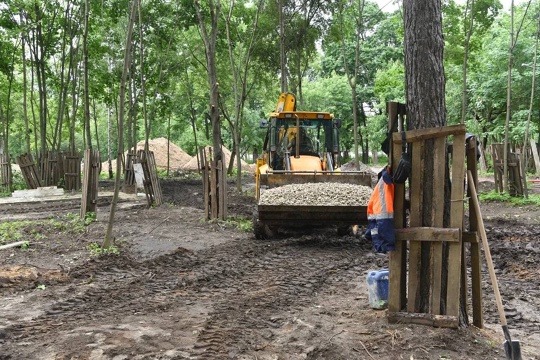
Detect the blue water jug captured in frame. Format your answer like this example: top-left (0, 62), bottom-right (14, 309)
top-left (367, 269), bottom-right (389, 309)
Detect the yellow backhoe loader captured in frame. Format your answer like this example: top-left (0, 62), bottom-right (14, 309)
top-left (253, 93), bottom-right (372, 239)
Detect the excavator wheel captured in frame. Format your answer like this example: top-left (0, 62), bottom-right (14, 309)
top-left (252, 211), bottom-right (278, 240)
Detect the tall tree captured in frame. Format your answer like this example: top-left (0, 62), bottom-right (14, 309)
top-left (104, 0), bottom-right (139, 249)
top-left (503, 0), bottom-right (531, 193)
top-left (194, 0), bottom-right (223, 165)
top-left (223, 0), bottom-right (263, 190)
top-left (83, 0), bottom-right (92, 150)
top-left (336, 0), bottom-right (365, 168)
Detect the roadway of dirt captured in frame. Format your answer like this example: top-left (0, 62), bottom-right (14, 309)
top-left (0, 175), bottom-right (539, 359)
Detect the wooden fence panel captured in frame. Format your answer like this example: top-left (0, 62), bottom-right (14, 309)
top-left (81, 149), bottom-right (100, 218)
top-left (0, 153), bottom-right (11, 193)
top-left (16, 153), bottom-right (41, 189)
top-left (64, 152), bottom-right (81, 191)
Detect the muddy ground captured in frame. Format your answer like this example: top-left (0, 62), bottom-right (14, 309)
top-left (0, 175), bottom-right (539, 360)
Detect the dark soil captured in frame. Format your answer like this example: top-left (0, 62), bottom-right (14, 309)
top-left (0, 175), bottom-right (539, 359)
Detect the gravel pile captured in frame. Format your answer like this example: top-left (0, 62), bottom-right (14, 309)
top-left (258, 182), bottom-right (373, 206)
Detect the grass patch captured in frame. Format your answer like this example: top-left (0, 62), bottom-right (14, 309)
top-left (0, 213), bottom-right (95, 245)
top-left (479, 190), bottom-right (540, 206)
top-left (87, 242), bottom-right (120, 256)
top-left (223, 216), bottom-right (252, 232)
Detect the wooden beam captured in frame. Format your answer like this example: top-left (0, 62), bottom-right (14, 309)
top-left (388, 312), bottom-right (459, 329)
top-left (447, 133), bottom-right (466, 318)
top-left (392, 124), bottom-right (466, 144)
top-left (531, 139), bottom-right (540, 176)
top-left (407, 140), bottom-right (423, 313)
top-left (430, 137), bottom-right (446, 315)
top-left (462, 231), bottom-right (479, 244)
top-left (395, 227), bottom-right (461, 242)
top-left (388, 101), bottom-right (407, 313)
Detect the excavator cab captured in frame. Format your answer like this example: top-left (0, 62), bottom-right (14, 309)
top-left (255, 93), bottom-right (352, 200)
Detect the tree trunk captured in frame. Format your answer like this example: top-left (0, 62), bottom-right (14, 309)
top-left (278, 0), bottom-right (287, 93)
top-left (338, 0), bottom-right (365, 171)
top-left (522, 13), bottom-right (540, 198)
top-left (138, 1), bottom-right (149, 152)
top-left (460, 0), bottom-right (474, 125)
top-left (224, 0), bottom-right (262, 191)
top-left (21, 30), bottom-right (31, 155)
top-left (104, 0), bottom-right (139, 248)
top-left (195, 0), bottom-right (223, 166)
top-left (404, 0), bottom-right (461, 321)
top-left (503, 1), bottom-right (514, 193)
top-left (83, 0), bottom-right (92, 149)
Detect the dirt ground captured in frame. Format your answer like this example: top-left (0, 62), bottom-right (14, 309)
top-left (1, 174), bottom-right (540, 360)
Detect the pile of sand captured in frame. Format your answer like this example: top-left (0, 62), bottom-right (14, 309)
top-left (102, 138), bottom-right (192, 172)
top-left (181, 145), bottom-right (253, 173)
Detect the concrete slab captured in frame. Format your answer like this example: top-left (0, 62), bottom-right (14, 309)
top-left (12, 187), bottom-right (65, 198)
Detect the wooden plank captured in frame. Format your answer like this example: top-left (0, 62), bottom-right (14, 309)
top-left (531, 139), bottom-right (540, 176)
top-left (147, 151), bottom-right (163, 206)
top-left (387, 312), bottom-right (459, 329)
top-left (430, 137), bottom-right (446, 315)
top-left (80, 150), bottom-right (90, 218)
top-left (395, 227), bottom-right (461, 242)
top-left (210, 152), bottom-right (218, 220)
top-left (467, 137), bottom-right (483, 328)
top-left (200, 147), bottom-right (209, 219)
top-left (218, 160), bottom-right (225, 220)
top-left (447, 133), bottom-right (465, 318)
top-left (407, 140), bottom-right (424, 313)
top-left (221, 159), bottom-right (227, 219)
top-left (0, 153), bottom-right (11, 192)
top-left (392, 124), bottom-right (466, 144)
top-left (388, 102), bottom-right (406, 313)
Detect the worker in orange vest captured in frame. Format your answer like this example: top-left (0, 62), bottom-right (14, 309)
top-left (364, 165), bottom-right (395, 253)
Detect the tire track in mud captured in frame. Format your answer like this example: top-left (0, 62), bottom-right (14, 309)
top-left (2, 233), bottom-right (377, 358)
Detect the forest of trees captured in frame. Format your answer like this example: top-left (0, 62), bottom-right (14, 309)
top-left (0, 0), bottom-right (538, 178)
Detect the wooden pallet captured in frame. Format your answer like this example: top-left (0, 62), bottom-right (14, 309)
top-left (136, 150), bottom-right (163, 207)
top-left (0, 153), bottom-right (11, 192)
top-left (387, 103), bottom-right (483, 329)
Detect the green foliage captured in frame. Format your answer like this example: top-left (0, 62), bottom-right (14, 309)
top-left (0, 222), bottom-right (25, 244)
top-left (12, 171), bottom-right (26, 191)
top-left (87, 242), bottom-right (120, 256)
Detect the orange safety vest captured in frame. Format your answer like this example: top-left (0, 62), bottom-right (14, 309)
top-left (367, 166), bottom-right (394, 220)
